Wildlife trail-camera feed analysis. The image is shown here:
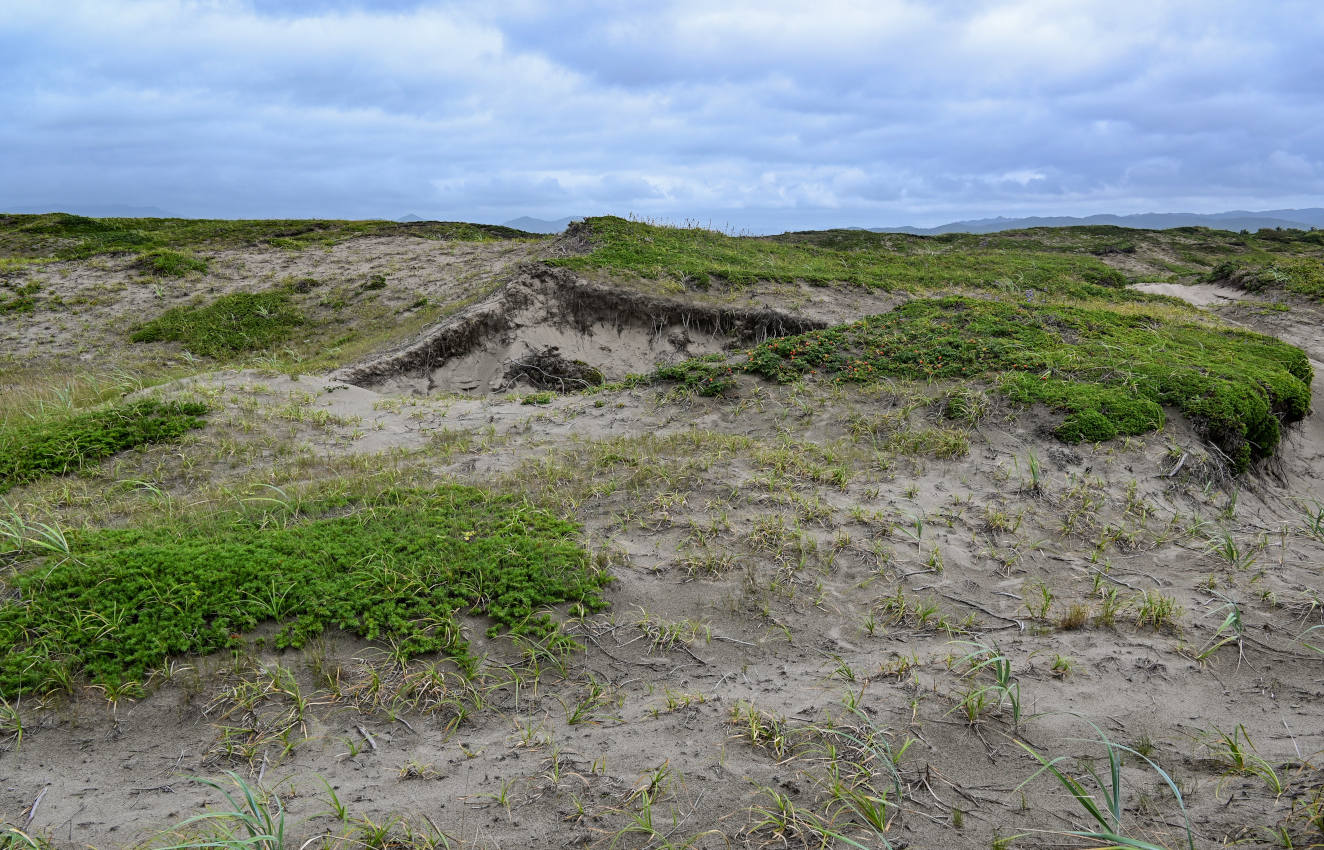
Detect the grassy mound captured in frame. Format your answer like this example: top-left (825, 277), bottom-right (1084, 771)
top-left (137, 248), bottom-right (208, 276)
top-left (723, 298), bottom-right (1310, 471)
top-left (0, 399), bottom-right (208, 493)
top-left (0, 487), bottom-right (610, 697)
top-left (131, 289), bottom-right (304, 356)
top-left (551, 216), bottom-right (1133, 295)
top-left (0, 213), bottom-right (538, 261)
top-left (1208, 255), bottom-right (1324, 301)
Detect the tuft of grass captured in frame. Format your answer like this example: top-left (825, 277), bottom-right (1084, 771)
top-left (0, 398), bottom-right (208, 493)
top-left (130, 289), bottom-right (303, 357)
top-left (1015, 720), bottom-right (1195, 850)
top-left (152, 771), bottom-right (285, 850)
top-left (138, 248), bottom-right (208, 277)
top-left (735, 297), bottom-right (1311, 471)
top-left (0, 486), bottom-right (610, 697)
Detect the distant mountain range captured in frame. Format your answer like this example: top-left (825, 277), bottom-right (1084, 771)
top-left (870, 208), bottom-right (1324, 235)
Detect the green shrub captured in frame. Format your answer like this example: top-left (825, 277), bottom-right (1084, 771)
top-left (0, 399), bottom-right (208, 493)
top-left (130, 290), bottom-right (303, 356)
top-left (0, 486), bottom-right (610, 696)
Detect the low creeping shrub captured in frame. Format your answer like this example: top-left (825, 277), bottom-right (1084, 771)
top-left (738, 297), bottom-right (1311, 471)
top-left (0, 485), bottom-right (610, 697)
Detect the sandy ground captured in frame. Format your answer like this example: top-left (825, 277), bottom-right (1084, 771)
top-left (2, 245), bottom-right (1322, 849)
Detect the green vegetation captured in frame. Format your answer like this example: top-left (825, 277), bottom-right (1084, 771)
top-left (551, 216), bottom-right (1135, 295)
top-left (0, 485), bottom-right (610, 697)
top-left (653, 355), bottom-right (739, 396)
top-left (720, 297), bottom-right (1311, 471)
top-left (1208, 255), bottom-right (1324, 300)
top-left (138, 248), bottom-right (208, 277)
top-left (0, 212), bottom-right (538, 262)
top-left (0, 281), bottom-right (40, 314)
top-left (131, 289), bottom-right (304, 356)
top-left (0, 398), bottom-right (208, 493)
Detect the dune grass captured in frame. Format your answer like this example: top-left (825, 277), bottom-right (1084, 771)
top-left (0, 486), bottom-right (609, 697)
top-left (131, 289), bottom-right (305, 357)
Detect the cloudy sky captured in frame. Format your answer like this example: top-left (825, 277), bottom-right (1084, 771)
top-left (3, 0), bottom-right (1322, 229)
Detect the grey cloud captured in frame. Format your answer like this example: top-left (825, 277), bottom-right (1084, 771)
top-left (2, 0), bottom-right (1321, 228)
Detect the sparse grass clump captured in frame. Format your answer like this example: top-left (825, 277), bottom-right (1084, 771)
top-left (0, 281), bottom-right (41, 314)
top-left (0, 486), bottom-right (609, 697)
top-left (130, 289), bottom-right (303, 356)
top-left (0, 398), bottom-right (208, 493)
top-left (738, 297), bottom-right (1311, 471)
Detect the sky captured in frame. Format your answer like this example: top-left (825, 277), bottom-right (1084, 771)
top-left (2, 0), bottom-right (1322, 230)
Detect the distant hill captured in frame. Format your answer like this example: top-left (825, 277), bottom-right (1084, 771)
top-left (502, 216), bottom-right (583, 234)
top-left (6, 204), bottom-right (177, 218)
top-left (396, 213), bottom-right (426, 222)
top-left (871, 208), bottom-right (1324, 235)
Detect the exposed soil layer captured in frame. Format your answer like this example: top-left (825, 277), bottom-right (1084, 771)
top-left (334, 265), bottom-right (826, 395)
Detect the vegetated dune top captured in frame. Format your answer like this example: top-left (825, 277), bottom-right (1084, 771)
top-left (1, 213), bottom-right (1323, 850)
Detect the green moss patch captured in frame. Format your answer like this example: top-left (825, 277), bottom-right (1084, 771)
top-left (131, 290), bottom-right (304, 356)
top-left (0, 487), bottom-right (609, 696)
top-left (0, 399), bottom-right (208, 493)
top-left (737, 298), bottom-right (1311, 471)
top-left (551, 216), bottom-right (1135, 296)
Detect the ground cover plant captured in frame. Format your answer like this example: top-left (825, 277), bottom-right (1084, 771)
top-left (672, 296), bottom-right (1312, 471)
top-left (130, 290), bottom-right (305, 357)
top-left (0, 486), bottom-right (609, 697)
top-left (551, 216), bottom-right (1133, 295)
top-left (0, 398), bottom-right (208, 494)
